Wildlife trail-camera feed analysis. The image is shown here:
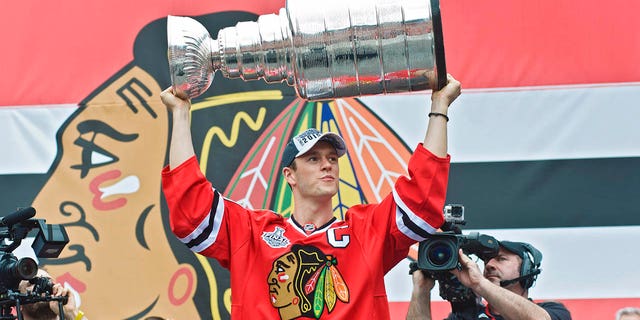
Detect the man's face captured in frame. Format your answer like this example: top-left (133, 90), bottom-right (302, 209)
top-left (287, 141), bottom-right (340, 199)
top-left (483, 247), bottom-right (522, 287)
top-left (620, 315), bottom-right (640, 320)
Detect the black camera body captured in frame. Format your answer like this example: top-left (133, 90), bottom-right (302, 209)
top-left (29, 276), bottom-right (55, 295)
top-left (417, 231), bottom-right (499, 271)
top-left (0, 254), bottom-right (39, 294)
top-left (415, 204), bottom-right (500, 308)
top-left (417, 204), bottom-right (499, 272)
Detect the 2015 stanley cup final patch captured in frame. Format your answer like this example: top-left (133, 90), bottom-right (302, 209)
top-left (262, 226), bottom-right (291, 248)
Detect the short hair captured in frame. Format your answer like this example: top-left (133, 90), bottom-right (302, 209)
top-left (617, 307), bottom-right (640, 320)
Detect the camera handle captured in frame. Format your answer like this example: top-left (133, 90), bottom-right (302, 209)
top-left (57, 299), bottom-right (65, 320)
top-left (11, 295), bottom-right (22, 320)
top-left (440, 221), bottom-right (464, 234)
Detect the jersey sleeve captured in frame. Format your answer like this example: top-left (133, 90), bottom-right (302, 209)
top-left (347, 144), bottom-right (450, 271)
top-left (161, 156), bottom-right (250, 268)
top-left (392, 144), bottom-right (449, 241)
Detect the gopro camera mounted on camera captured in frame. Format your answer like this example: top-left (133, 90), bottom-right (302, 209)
top-left (444, 204), bottom-right (465, 225)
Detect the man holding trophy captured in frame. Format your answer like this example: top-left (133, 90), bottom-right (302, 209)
top-left (161, 0), bottom-right (461, 318)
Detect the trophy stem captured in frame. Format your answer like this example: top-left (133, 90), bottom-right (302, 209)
top-left (215, 9), bottom-right (295, 86)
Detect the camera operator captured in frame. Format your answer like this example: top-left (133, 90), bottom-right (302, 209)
top-left (407, 240), bottom-right (571, 320)
top-left (17, 269), bottom-right (84, 320)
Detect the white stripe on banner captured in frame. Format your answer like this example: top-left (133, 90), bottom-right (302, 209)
top-left (363, 82), bottom-right (640, 163)
top-left (0, 104), bottom-right (76, 174)
top-left (385, 225), bottom-right (640, 302)
top-left (2, 83), bottom-right (638, 173)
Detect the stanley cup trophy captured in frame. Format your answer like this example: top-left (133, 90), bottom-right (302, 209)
top-left (167, 0), bottom-right (447, 100)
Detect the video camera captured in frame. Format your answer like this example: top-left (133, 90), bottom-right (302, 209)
top-left (0, 207), bottom-right (69, 320)
top-left (414, 204), bottom-right (499, 310)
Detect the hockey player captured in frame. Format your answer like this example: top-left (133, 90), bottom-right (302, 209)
top-left (160, 74), bottom-right (461, 319)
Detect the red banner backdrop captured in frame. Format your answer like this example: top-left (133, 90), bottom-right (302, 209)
top-left (1, 1), bottom-right (639, 319)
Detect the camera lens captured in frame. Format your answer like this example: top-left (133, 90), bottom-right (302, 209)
top-left (16, 258), bottom-right (38, 279)
top-left (428, 241), bottom-right (453, 267)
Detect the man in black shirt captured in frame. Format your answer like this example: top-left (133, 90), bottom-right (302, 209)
top-left (407, 240), bottom-right (571, 320)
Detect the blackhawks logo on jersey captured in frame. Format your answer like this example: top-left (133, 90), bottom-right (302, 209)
top-left (268, 244), bottom-right (350, 319)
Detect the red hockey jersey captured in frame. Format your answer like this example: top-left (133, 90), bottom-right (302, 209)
top-left (162, 144), bottom-right (449, 319)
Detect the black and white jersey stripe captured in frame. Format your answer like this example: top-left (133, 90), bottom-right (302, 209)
top-left (179, 188), bottom-right (225, 253)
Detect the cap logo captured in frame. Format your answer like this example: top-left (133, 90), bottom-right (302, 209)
top-left (294, 130), bottom-right (322, 148)
top-left (281, 128), bottom-right (346, 169)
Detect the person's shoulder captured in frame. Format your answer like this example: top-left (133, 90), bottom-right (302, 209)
top-left (254, 209), bottom-right (287, 220)
top-left (225, 201), bottom-right (288, 222)
top-left (536, 300), bottom-right (568, 308)
top-left (536, 300), bottom-right (572, 319)
top-left (342, 204), bottom-right (377, 219)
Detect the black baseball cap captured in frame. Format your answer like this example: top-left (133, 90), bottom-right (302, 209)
top-left (280, 128), bottom-right (346, 169)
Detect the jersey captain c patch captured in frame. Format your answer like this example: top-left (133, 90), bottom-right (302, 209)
top-left (267, 244), bottom-right (350, 320)
top-left (327, 226), bottom-right (350, 248)
top-left (262, 226), bottom-right (291, 248)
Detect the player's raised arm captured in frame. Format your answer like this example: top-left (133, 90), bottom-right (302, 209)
top-left (160, 87), bottom-right (196, 169)
top-left (423, 74), bottom-right (461, 158)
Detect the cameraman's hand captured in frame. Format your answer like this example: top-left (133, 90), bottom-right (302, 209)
top-left (411, 269), bottom-right (435, 294)
top-left (450, 249), bottom-right (485, 291)
top-left (49, 283), bottom-right (82, 320)
top-left (407, 268), bottom-right (435, 320)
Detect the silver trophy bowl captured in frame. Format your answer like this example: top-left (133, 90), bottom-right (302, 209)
top-left (167, 16), bottom-right (216, 98)
top-left (167, 0), bottom-right (447, 100)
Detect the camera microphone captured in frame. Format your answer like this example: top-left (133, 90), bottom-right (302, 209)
top-left (499, 269), bottom-right (541, 288)
top-left (0, 207), bottom-right (36, 227)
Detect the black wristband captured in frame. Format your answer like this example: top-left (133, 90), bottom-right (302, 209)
top-left (428, 112), bottom-right (449, 122)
